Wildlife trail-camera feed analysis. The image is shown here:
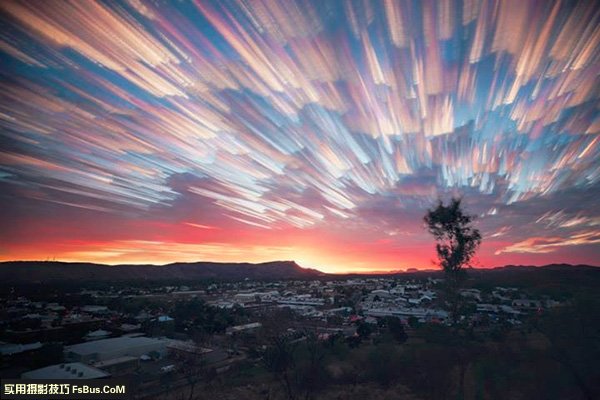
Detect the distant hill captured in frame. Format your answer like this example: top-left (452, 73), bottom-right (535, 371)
top-left (490, 263), bottom-right (599, 271)
top-left (0, 260), bottom-right (596, 286)
top-left (0, 260), bottom-right (324, 284)
top-left (467, 263), bottom-right (600, 292)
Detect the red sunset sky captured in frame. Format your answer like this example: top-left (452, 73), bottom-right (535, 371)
top-left (0, 0), bottom-right (599, 273)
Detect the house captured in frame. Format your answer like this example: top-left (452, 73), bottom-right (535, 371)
top-left (476, 304), bottom-right (499, 313)
top-left (408, 295), bottom-right (433, 305)
top-left (371, 290), bottom-right (392, 299)
top-left (278, 304), bottom-right (319, 317)
top-left (492, 291), bottom-right (511, 302)
top-left (499, 305), bottom-right (520, 316)
top-left (46, 303), bottom-right (66, 312)
top-left (477, 304), bottom-right (520, 316)
top-left (545, 299), bottom-right (561, 308)
top-left (460, 289), bottom-right (482, 302)
top-left (324, 307), bottom-right (353, 316)
top-left (420, 290), bottom-right (437, 298)
top-left (512, 299), bottom-right (542, 311)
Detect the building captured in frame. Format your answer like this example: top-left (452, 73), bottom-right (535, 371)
top-left (65, 336), bottom-right (169, 363)
top-left (277, 297), bottom-right (325, 306)
top-left (80, 305), bottom-right (110, 315)
top-left (460, 289), bottom-right (482, 301)
top-left (371, 289), bottom-right (393, 299)
top-left (22, 363), bottom-right (110, 379)
top-left (225, 322), bottom-right (262, 336)
top-left (512, 299), bottom-right (542, 311)
top-left (233, 293), bottom-right (258, 304)
top-left (324, 307), bottom-right (353, 316)
top-left (84, 329), bottom-right (111, 341)
top-left (168, 341), bottom-right (228, 364)
top-left (365, 307), bottom-right (448, 323)
top-left (93, 356), bottom-right (139, 376)
top-left (0, 342), bottom-right (43, 356)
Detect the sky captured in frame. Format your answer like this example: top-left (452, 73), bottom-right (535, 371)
top-left (0, 0), bottom-right (599, 273)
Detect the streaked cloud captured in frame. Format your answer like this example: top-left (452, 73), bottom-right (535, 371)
top-left (496, 231), bottom-right (600, 255)
top-left (0, 0), bottom-right (598, 271)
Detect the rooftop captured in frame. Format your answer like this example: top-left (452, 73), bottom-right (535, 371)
top-left (0, 342), bottom-right (43, 356)
top-left (93, 356), bottom-right (139, 368)
top-left (66, 336), bottom-right (167, 355)
top-left (22, 362), bottom-right (110, 379)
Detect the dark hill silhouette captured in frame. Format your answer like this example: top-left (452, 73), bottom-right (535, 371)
top-left (0, 261), bottom-right (596, 285)
top-left (0, 260), bottom-right (324, 284)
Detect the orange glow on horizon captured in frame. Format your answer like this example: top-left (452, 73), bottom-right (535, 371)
top-left (0, 238), bottom-right (433, 274)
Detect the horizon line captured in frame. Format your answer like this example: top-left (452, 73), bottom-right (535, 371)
top-left (1, 259), bottom-right (598, 276)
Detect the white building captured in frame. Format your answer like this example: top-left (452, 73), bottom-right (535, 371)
top-left (460, 289), bottom-right (482, 301)
top-left (371, 289), bottom-right (393, 299)
top-left (512, 299), bottom-right (542, 310)
top-left (365, 307), bottom-right (448, 322)
top-left (0, 342), bottom-right (43, 356)
top-left (277, 297), bottom-right (325, 306)
top-left (22, 363), bottom-right (110, 379)
top-left (84, 330), bottom-right (111, 341)
top-left (226, 322), bottom-right (262, 335)
top-left (65, 336), bottom-right (169, 363)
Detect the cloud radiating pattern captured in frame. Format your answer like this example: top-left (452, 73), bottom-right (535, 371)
top-left (0, 0), bottom-right (599, 271)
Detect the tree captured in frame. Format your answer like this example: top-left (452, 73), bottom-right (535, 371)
top-left (534, 294), bottom-right (600, 400)
top-left (384, 316), bottom-right (407, 344)
top-left (297, 332), bottom-right (329, 400)
top-left (424, 198), bottom-right (481, 279)
top-left (263, 336), bottom-right (298, 400)
top-left (424, 198), bottom-right (481, 321)
top-left (356, 322), bottom-right (373, 339)
top-left (178, 352), bottom-right (209, 400)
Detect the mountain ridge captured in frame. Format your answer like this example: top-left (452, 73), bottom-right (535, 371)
top-left (0, 260), bottom-right (597, 284)
top-left (0, 260), bottom-right (324, 284)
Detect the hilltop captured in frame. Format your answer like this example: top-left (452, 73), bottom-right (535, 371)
top-left (0, 260), bottom-right (597, 286)
top-left (0, 260), bottom-right (324, 284)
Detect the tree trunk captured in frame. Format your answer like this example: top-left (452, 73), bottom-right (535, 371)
top-left (282, 372), bottom-right (295, 400)
top-left (458, 362), bottom-right (467, 400)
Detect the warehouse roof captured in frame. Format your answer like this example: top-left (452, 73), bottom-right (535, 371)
top-left (22, 363), bottom-right (110, 379)
top-left (66, 336), bottom-right (167, 356)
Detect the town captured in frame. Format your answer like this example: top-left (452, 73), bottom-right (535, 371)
top-left (1, 273), bottom-right (569, 399)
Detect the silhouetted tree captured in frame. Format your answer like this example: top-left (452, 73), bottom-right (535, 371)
top-left (424, 198), bottom-right (481, 279)
top-left (297, 332), bottom-right (328, 400)
top-left (356, 322), bottom-right (373, 339)
top-left (263, 336), bottom-right (297, 400)
top-left (424, 198), bottom-right (481, 321)
top-left (383, 316), bottom-right (408, 344)
top-left (178, 351), bottom-right (209, 400)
